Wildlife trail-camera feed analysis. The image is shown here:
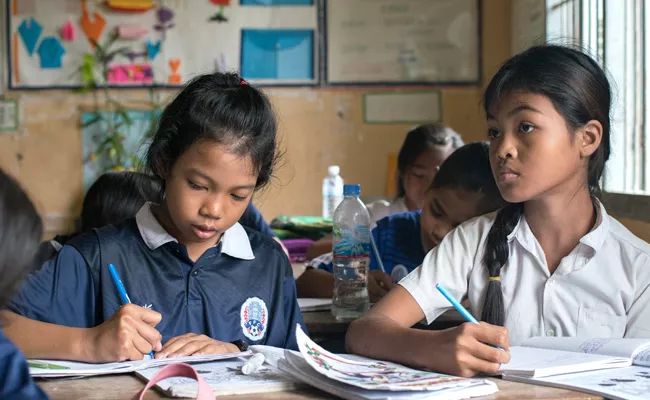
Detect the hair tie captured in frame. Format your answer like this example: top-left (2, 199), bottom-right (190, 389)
top-left (488, 276), bottom-right (501, 281)
top-left (240, 79), bottom-right (248, 85)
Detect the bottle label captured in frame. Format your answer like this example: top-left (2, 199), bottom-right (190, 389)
top-left (333, 225), bottom-right (371, 258)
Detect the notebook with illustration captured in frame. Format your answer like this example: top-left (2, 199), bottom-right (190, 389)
top-left (135, 357), bottom-right (305, 398)
top-left (274, 325), bottom-right (498, 400)
top-left (500, 337), bottom-right (650, 378)
top-left (28, 351), bottom-right (251, 378)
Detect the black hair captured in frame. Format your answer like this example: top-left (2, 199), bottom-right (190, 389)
top-left (430, 141), bottom-right (505, 214)
top-left (480, 45), bottom-right (612, 326)
top-left (145, 72), bottom-right (278, 192)
top-left (81, 171), bottom-right (161, 232)
top-left (0, 169), bottom-right (43, 307)
top-left (396, 123), bottom-right (464, 198)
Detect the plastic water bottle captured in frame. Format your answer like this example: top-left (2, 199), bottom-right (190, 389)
top-left (332, 184), bottom-right (371, 320)
top-left (322, 166), bottom-right (344, 219)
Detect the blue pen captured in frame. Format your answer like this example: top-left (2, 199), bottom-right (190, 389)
top-left (436, 283), bottom-right (504, 350)
top-left (369, 234), bottom-right (386, 273)
top-left (108, 264), bottom-right (155, 358)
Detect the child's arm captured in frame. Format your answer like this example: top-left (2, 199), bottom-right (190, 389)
top-left (4, 245), bottom-right (163, 362)
top-left (296, 268), bottom-right (334, 298)
top-left (347, 223), bottom-right (511, 377)
top-left (1, 305), bottom-right (162, 362)
top-left (346, 286), bottom-right (510, 377)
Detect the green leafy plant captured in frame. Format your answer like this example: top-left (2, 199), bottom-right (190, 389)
top-left (78, 31), bottom-right (164, 173)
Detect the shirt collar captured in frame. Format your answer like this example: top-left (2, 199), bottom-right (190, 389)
top-left (506, 197), bottom-right (609, 252)
top-left (135, 203), bottom-right (255, 260)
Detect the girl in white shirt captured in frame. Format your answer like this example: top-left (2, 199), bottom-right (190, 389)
top-left (346, 45), bottom-right (650, 378)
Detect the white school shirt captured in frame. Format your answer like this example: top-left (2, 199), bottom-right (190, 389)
top-left (400, 200), bottom-right (650, 345)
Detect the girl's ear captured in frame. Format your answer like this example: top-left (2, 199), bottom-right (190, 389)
top-left (579, 119), bottom-right (603, 158)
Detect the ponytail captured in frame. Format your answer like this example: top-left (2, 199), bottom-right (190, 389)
top-left (481, 202), bottom-right (524, 326)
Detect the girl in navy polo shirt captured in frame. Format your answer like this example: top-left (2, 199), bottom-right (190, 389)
top-left (0, 170), bottom-right (48, 399)
top-left (3, 73), bottom-right (305, 363)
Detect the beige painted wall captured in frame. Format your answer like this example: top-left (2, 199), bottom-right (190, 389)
top-left (0, 0), bottom-right (513, 238)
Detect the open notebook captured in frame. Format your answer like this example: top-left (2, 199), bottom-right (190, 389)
top-left (135, 357), bottom-right (305, 398)
top-left (500, 337), bottom-right (650, 378)
top-left (274, 325), bottom-right (498, 400)
top-left (297, 298), bottom-right (332, 312)
top-left (28, 351), bottom-right (250, 378)
top-left (501, 337), bottom-right (650, 400)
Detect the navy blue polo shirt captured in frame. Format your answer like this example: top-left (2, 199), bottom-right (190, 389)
top-left (8, 204), bottom-right (305, 350)
top-left (313, 211), bottom-right (425, 279)
top-left (240, 203), bottom-right (276, 237)
top-left (0, 328), bottom-right (48, 399)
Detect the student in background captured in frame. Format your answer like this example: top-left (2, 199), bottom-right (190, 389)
top-left (3, 72), bottom-right (305, 364)
top-left (296, 141), bottom-right (505, 301)
top-left (305, 124), bottom-right (463, 260)
top-left (346, 45), bottom-right (650, 378)
top-left (0, 170), bottom-right (48, 399)
top-left (366, 123), bottom-right (464, 223)
top-left (36, 172), bottom-right (286, 266)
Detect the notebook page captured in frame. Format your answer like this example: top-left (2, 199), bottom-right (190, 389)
top-left (500, 346), bottom-right (631, 378)
top-left (633, 348), bottom-right (650, 367)
top-left (521, 337), bottom-right (650, 359)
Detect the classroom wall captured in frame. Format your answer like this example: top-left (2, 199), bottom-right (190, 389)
top-left (0, 0), bottom-right (512, 238)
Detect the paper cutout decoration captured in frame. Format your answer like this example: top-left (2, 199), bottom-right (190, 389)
top-left (146, 40), bottom-right (161, 60)
top-left (106, 0), bottom-right (154, 12)
top-left (80, 54), bottom-right (96, 85)
top-left (168, 59), bottom-right (181, 84)
top-left (241, 29), bottom-right (314, 80)
top-left (17, 18), bottom-right (43, 56)
top-left (80, 10), bottom-right (107, 49)
top-left (117, 24), bottom-right (148, 40)
top-left (209, 0), bottom-right (230, 22)
top-left (61, 21), bottom-right (75, 41)
top-left (107, 64), bottom-right (153, 84)
top-left (37, 37), bottom-right (66, 69)
top-left (154, 7), bottom-right (175, 38)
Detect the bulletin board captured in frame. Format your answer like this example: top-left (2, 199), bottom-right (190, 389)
top-left (6, 0), bottom-right (319, 89)
top-left (325, 0), bottom-right (481, 85)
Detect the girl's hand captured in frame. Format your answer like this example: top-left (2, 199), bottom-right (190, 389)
top-left (155, 333), bottom-right (239, 359)
top-left (368, 270), bottom-right (394, 302)
top-left (84, 304), bottom-right (163, 362)
top-left (431, 322), bottom-right (511, 377)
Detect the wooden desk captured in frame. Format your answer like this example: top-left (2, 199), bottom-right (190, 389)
top-left (303, 311), bottom-right (464, 335)
top-left (38, 374), bottom-right (603, 399)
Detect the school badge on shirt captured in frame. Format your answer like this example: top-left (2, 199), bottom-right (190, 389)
top-left (240, 297), bottom-right (268, 341)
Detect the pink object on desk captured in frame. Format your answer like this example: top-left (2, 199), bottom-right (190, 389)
top-left (60, 21), bottom-right (75, 41)
top-left (132, 362), bottom-right (213, 400)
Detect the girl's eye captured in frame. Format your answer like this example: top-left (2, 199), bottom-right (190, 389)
top-left (412, 173), bottom-right (426, 180)
top-left (487, 128), bottom-right (500, 139)
top-left (520, 123), bottom-right (535, 133)
top-left (187, 180), bottom-right (204, 190)
top-left (231, 194), bottom-right (247, 201)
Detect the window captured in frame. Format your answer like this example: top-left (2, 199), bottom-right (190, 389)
top-left (547, 0), bottom-right (650, 195)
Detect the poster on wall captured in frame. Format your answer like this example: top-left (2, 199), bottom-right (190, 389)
top-left (325, 0), bottom-right (481, 85)
top-left (6, 0), bottom-right (320, 89)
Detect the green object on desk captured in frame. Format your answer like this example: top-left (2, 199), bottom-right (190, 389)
top-left (28, 361), bottom-right (71, 370)
top-left (270, 216), bottom-right (333, 240)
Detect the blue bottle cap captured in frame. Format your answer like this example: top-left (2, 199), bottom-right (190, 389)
top-left (343, 184), bottom-right (361, 196)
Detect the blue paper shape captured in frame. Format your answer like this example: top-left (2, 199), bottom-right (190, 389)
top-left (240, 0), bottom-right (313, 5)
top-left (241, 29), bottom-right (313, 80)
top-left (17, 18), bottom-right (43, 55)
top-left (37, 37), bottom-right (66, 69)
top-left (146, 40), bottom-right (161, 60)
